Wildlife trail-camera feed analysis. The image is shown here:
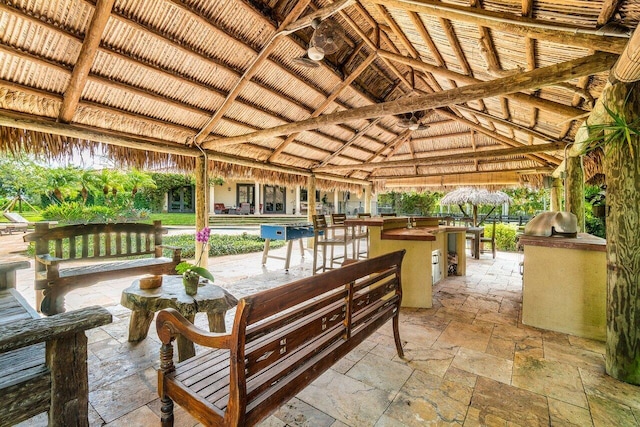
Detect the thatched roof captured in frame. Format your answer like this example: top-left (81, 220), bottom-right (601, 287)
top-left (0, 0), bottom-right (638, 191)
top-left (440, 187), bottom-right (512, 206)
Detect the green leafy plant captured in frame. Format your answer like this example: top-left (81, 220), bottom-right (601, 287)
top-left (490, 223), bottom-right (518, 252)
top-left (582, 93), bottom-right (640, 157)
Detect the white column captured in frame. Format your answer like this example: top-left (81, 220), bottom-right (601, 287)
top-left (333, 191), bottom-right (339, 215)
top-left (209, 186), bottom-right (216, 214)
top-left (295, 186), bottom-right (301, 216)
top-left (254, 182), bottom-right (261, 215)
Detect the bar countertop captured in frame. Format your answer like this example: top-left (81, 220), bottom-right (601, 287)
top-left (344, 218), bottom-right (467, 241)
top-left (518, 233), bottom-right (606, 252)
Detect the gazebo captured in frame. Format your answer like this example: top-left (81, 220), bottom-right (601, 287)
top-left (440, 187), bottom-right (512, 227)
top-left (0, 0), bottom-right (638, 404)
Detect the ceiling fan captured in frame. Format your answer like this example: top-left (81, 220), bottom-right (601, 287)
top-left (396, 112), bottom-right (430, 131)
top-left (293, 17), bottom-right (343, 68)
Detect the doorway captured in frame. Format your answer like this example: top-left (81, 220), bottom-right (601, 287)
top-left (263, 185), bottom-right (286, 214)
top-left (237, 184), bottom-right (255, 212)
top-left (168, 186), bottom-right (194, 213)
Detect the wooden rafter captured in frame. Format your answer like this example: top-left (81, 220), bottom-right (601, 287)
top-left (1, 1), bottom-right (373, 154)
top-left (267, 54), bottom-right (376, 162)
top-left (597, 0), bottom-right (622, 26)
top-left (364, 0), bottom-right (629, 54)
top-left (373, 165), bottom-right (551, 180)
top-left (313, 141), bottom-right (565, 172)
top-left (316, 118), bottom-right (382, 167)
top-left (203, 52), bottom-right (618, 148)
top-left (377, 50), bottom-right (586, 119)
top-left (452, 104), bottom-right (567, 146)
top-left (435, 108), bottom-right (560, 165)
top-left (380, 171), bottom-right (534, 187)
top-left (193, 0), bottom-right (311, 144)
top-left (58, 0), bottom-right (115, 123)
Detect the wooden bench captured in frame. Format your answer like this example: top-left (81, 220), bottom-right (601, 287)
top-left (0, 265), bottom-right (112, 426)
top-left (156, 250), bottom-right (406, 426)
top-left (23, 220), bottom-right (182, 315)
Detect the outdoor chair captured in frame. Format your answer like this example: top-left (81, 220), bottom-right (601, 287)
top-left (312, 214), bottom-right (350, 274)
top-left (1, 212), bottom-right (29, 234)
top-left (238, 202), bottom-right (251, 215)
top-left (479, 220), bottom-right (497, 258)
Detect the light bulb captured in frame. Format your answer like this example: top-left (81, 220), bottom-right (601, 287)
top-left (408, 118), bottom-right (419, 131)
top-left (308, 45), bottom-right (325, 61)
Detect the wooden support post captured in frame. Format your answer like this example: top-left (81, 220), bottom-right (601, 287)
top-left (195, 154), bottom-right (208, 269)
top-left (307, 176), bottom-right (317, 249)
top-left (550, 178), bottom-right (563, 212)
top-left (47, 333), bottom-right (90, 426)
top-left (565, 156), bottom-right (585, 231)
top-left (604, 82), bottom-right (640, 385)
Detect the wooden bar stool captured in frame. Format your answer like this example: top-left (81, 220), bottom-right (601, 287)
top-left (312, 215), bottom-right (350, 274)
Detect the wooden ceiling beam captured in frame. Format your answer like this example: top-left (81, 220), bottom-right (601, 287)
top-left (316, 118), bottom-right (382, 167)
top-left (339, 7), bottom-right (414, 91)
top-left (314, 140), bottom-right (565, 172)
top-left (378, 50), bottom-right (587, 119)
top-left (58, 0), bottom-right (115, 123)
top-left (5, 2), bottom-right (381, 150)
top-left (193, 0), bottom-right (311, 143)
top-left (380, 171), bottom-right (525, 187)
top-left (204, 51), bottom-right (617, 147)
top-left (267, 54), bottom-right (376, 162)
top-left (374, 166), bottom-right (547, 181)
top-left (0, 107), bottom-right (374, 187)
top-left (365, 0), bottom-right (629, 54)
top-left (436, 108), bottom-right (560, 165)
top-left (452, 104), bottom-right (567, 145)
top-left (597, 0), bottom-right (622, 26)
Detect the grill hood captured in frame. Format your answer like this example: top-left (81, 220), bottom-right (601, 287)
top-left (524, 211), bottom-right (578, 238)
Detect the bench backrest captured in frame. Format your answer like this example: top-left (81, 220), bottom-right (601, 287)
top-left (24, 220), bottom-right (166, 261)
top-left (228, 250), bottom-right (405, 424)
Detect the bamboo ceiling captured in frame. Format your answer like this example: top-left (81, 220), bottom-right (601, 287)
top-left (0, 0), bottom-right (638, 190)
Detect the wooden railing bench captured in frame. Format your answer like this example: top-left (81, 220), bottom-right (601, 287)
top-left (0, 275), bottom-right (112, 426)
top-left (156, 250), bottom-right (406, 426)
top-left (24, 220), bottom-right (182, 315)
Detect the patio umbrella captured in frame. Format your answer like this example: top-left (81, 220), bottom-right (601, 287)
top-left (440, 187), bottom-right (512, 226)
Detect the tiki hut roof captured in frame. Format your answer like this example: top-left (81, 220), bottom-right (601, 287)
top-left (0, 0), bottom-right (638, 190)
top-left (440, 187), bottom-right (511, 206)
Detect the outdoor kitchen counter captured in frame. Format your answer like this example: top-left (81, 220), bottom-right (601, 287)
top-left (348, 217), bottom-right (467, 308)
top-left (519, 232), bottom-right (606, 341)
top-left (518, 233), bottom-right (606, 251)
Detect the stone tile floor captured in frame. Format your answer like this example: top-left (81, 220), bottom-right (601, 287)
top-left (4, 232), bottom-right (640, 426)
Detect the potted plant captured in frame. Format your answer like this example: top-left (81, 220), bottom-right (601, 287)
top-left (175, 227), bottom-right (215, 295)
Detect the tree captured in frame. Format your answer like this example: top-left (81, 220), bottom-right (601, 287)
top-left (599, 83), bottom-right (640, 385)
top-left (125, 169), bottom-right (156, 197)
top-left (46, 167), bottom-right (80, 204)
top-left (77, 169), bottom-right (102, 205)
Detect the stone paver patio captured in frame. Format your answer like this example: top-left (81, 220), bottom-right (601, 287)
top-left (3, 230), bottom-right (638, 426)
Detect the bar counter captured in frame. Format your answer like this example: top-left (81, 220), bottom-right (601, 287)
top-left (346, 217), bottom-right (468, 308)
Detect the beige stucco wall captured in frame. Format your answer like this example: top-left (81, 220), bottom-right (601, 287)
top-left (522, 245), bottom-right (606, 341)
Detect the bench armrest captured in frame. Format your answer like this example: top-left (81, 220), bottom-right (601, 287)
top-left (0, 306), bottom-right (112, 353)
top-left (157, 308), bottom-right (231, 349)
top-left (35, 254), bottom-right (63, 266)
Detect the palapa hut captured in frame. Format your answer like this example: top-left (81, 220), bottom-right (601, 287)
top-left (0, 0), bottom-right (639, 393)
top-left (440, 187), bottom-right (511, 226)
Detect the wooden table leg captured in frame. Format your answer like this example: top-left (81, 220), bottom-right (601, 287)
top-left (299, 238), bottom-right (305, 258)
top-left (176, 314), bottom-right (196, 362)
top-left (128, 309), bottom-right (155, 341)
top-left (474, 233), bottom-right (480, 260)
top-left (262, 239), bottom-right (271, 265)
top-left (284, 239), bottom-right (294, 270)
top-left (207, 312), bottom-right (227, 333)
